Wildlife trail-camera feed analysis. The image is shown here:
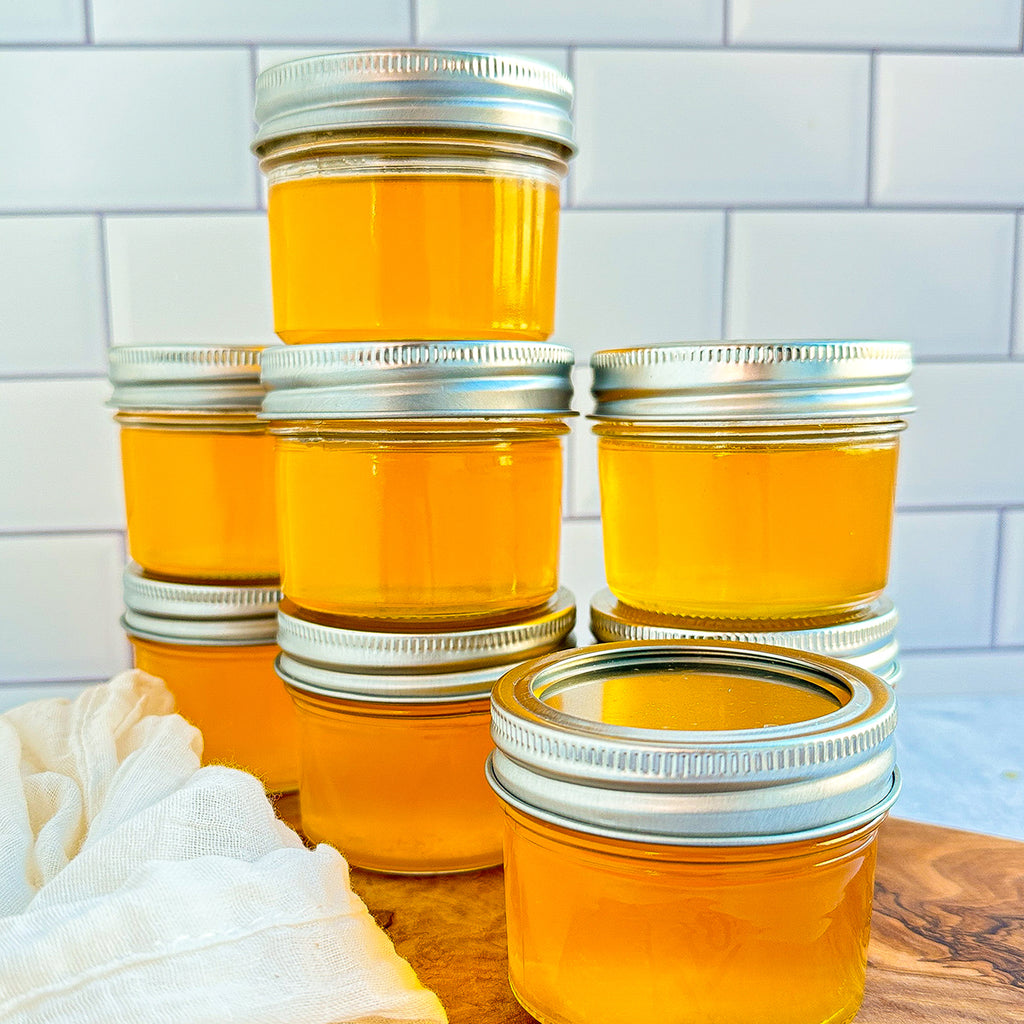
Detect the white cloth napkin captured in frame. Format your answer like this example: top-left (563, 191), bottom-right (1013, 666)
top-left (0, 669), bottom-right (447, 1024)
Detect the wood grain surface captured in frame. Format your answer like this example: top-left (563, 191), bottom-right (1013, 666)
top-left (273, 796), bottom-right (1024, 1023)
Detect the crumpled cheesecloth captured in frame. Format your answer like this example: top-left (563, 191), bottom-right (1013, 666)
top-left (0, 669), bottom-right (447, 1024)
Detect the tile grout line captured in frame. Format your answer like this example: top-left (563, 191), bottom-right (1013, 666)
top-left (248, 45), bottom-right (264, 208)
top-left (1019, 1), bottom-right (1024, 51)
top-left (719, 209), bottom-right (731, 339)
top-left (0, 528), bottom-right (126, 540)
top-left (409, 0), bottom-right (418, 43)
top-left (95, 214), bottom-right (114, 351)
top-left (990, 509), bottom-right (1008, 646)
top-left (721, 0), bottom-right (730, 46)
top-left (1009, 214), bottom-right (1021, 357)
top-left (82, 0), bottom-right (94, 43)
top-left (865, 51), bottom-right (876, 204)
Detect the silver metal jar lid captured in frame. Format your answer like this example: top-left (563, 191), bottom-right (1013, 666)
top-left (276, 589), bottom-right (576, 702)
top-left (488, 640), bottom-right (899, 845)
top-left (253, 49), bottom-right (575, 154)
top-left (590, 591), bottom-right (901, 684)
top-left (122, 563), bottom-right (281, 646)
top-left (260, 341), bottom-right (575, 419)
top-left (591, 341), bottom-right (914, 422)
top-left (109, 345), bottom-right (270, 412)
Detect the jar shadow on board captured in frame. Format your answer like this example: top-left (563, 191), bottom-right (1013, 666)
top-left (488, 640), bottom-right (899, 1024)
top-left (252, 50), bottom-right (576, 344)
top-left (590, 341), bottom-right (914, 626)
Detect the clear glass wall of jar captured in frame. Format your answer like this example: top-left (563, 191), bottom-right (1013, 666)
top-left (109, 346), bottom-right (278, 582)
top-left (591, 341), bottom-right (914, 625)
top-left (253, 50), bottom-right (575, 344)
top-left (276, 590), bottom-right (575, 874)
top-left (488, 640), bottom-right (900, 1024)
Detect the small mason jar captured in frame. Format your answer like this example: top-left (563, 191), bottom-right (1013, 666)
top-left (122, 563), bottom-right (298, 794)
top-left (261, 341), bottom-right (574, 624)
top-left (275, 589), bottom-right (575, 874)
top-left (590, 589), bottom-right (902, 684)
top-left (109, 346), bottom-right (278, 582)
top-left (488, 641), bottom-right (899, 1024)
top-left (591, 341), bottom-right (914, 624)
top-left (253, 49), bottom-right (575, 344)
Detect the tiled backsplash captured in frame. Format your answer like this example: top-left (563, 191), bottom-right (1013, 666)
top-left (2, 2), bottom-right (1023, 707)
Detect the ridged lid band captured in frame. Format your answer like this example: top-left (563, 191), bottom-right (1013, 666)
top-left (276, 589), bottom-right (576, 701)
top-left (589, 591), bottom-right (900, 683)
top-left (253, 49), bottom-right (575, 153)
top-left (121, 563), bottom-right (281, 646)
top-left (259, 341), bottom-right (575, 419)
top-left (108, 345), bottom-right (269, 412)
top-left (488, 640), bottom-right (899, 844)
top-left (591, 341), bottom-right (914, 422)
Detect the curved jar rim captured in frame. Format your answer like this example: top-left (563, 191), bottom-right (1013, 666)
top-left (591, 340), bottom-right (914, 423)
top-left (488, 640), bottom-right (899, 845)
top-left (122, 563), bottom-right (280, 646)
top-left (589, 591), bottom-right (900, 684)
top-left (276, 589), bottom-right (577, 702)
top-left (260, 341), bottom-right (575, 419)
top-left (109, 345), bottom-right (270, 412)
top-left (253, 48), bottom-right (575, 154)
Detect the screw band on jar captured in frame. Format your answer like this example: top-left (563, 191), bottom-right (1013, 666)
top-left (121, 564), bottom-right (296, 794)
top-left (109, 345), bottom-right (279, 582)
top-left (590, 340), bottom-right (913, 624)
top-left (253, 49), bottom-right (575, 344)
top-left (261, 342), bottom-right (574, 624)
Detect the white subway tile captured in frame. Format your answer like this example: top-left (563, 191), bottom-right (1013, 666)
top-left (0, 50), bottom-right (255, 212)
top-left (105, 215), bottom-right (277, 346)
top-left (0, 682), bottom-right (93, 714)
top-left (897, 653), bottom-right (1024, 696)
top-left (93, 0), bottom-right (409, 43)
top-left (553, 211), bottom-right (723, 363)
top-left (897, 363), bottom-right (1024, 506)
top-left (875, 55), bottom-right (1024, 205)
top-left (0, 534), bottom-right (129, 684)
top-left (418, 0), bottom-right (721, 45)
top-left (727, 211), bottom-right (1014, 359)
top-left (995, 510), bottom-right (1024, 645)
top-left (568, 366), bottom-right (600, 518)
top-left (575, 50), bottom-right (869, 206)
top-left (730, 1), bottom-right (1022, 49)
top-left (0, 0), bottom-right (85, 42)
top-left (0, 217), bottom-right (107, 376)
top-left (258, 45), bottom-right (569, 74)
top-left (0, 380), bottom-right (124, 532)
top-left (890, 511), bottom-right (998, 650)
top-left (560, 519), bottom-right (606, 619)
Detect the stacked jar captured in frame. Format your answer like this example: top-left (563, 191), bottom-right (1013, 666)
top-left (252, 49), bottom-right (579, 873)
top-left (586, 340), bottom-right (914, 675)
top-left (109, 345), bottom-right (299, 793)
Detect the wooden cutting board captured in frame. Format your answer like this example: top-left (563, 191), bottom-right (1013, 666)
top-left (275, 798), bottom-right (1024, 1022)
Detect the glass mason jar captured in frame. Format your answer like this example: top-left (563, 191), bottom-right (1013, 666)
top-left (590, 589), bottom-right (902, 685)
top-left (121, 563), bottom-right (298, 794)
top-left (591, 341), bottom-right (914, 624)
top-left (488, 641), bottom-right (900, 1024)
top-left (253, 49), bottom-right (575, 343)
top-left (261, 342), bottom-right (574, 624)
top-left (109, 346), bottom-right (279, 582)
top-left (275, 590), bottom-right (575, 874)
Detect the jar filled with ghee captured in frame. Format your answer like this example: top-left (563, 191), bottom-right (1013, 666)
top-left (109, 345), bottom-right (278, 582)
top-left (591, 341), bottom-right (914, 623)
top-left (488, 640), bottom-right (899, 1024)
top-left (590, 589), bottom-right (902, 684)
top-left (275, 589), bottom-right (576, 874)
top-left (261, 341), bottom-right (574, 623)
top-left (122, 562), bottom-right (298, 794)
top-left (253, 49), bottom-right (575, 343)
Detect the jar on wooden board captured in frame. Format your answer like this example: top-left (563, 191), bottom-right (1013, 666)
top-left (122, 563), bottom-right (298, 794)
top-left (260, 341), bottom-right (574, 625)
top-left (109, 345), bottom-right (278, 582)
top-left (253, 49), bottom-right (575, 343)
top-left (275, 589), bottom-right (575, 875)
top-left (591, 341), bottom-right (914, 624)
top-left (590, 589), bottom-right (902, 685)
top-left (488, 640), bottom-right (899, 1024)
